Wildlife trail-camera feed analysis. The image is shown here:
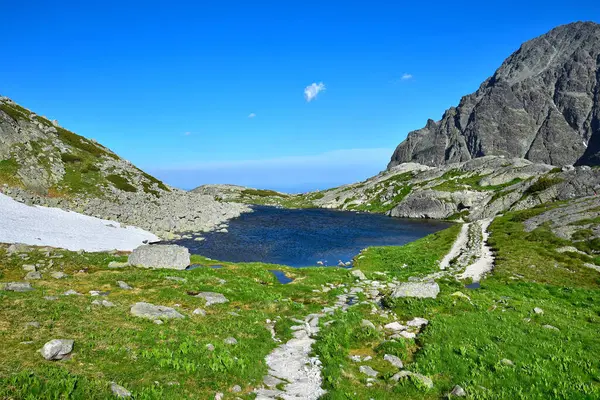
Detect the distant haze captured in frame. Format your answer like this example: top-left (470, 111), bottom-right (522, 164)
top-left (148, 148), bottom-right (392, 193)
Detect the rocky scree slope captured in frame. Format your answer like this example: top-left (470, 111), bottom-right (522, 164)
top-left (389, 21), bottom-right (600, 168)
top-left (0, 96), bottom-right (249, 238)
top-left (311, 156), bottom-right (600, 222)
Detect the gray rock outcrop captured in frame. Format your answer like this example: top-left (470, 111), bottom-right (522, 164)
top-left (128, 244), bottom-right (190, 270)
top-left (388, 22), bottom-right (600, 168)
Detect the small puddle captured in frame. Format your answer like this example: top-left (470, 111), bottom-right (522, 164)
top-left (186, 264), bottom-right (224, 270)
top-left (269, 270), bottom-right (294, 284)
top-left (465, 282), bottom-right (481, 290)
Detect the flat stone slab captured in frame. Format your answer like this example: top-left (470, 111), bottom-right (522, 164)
top-left (391, 281), bottom-right (440, 299)
top-left (2, 282), bottom-right (34, 292)
top-left (195, 292), bottom-right (229, 306)
top-left (40, 339), bottom-right (74, 361)
top-left (130, 302), bottom-right (185, 320)
top-left (128, 244), bottom-right (190, 270)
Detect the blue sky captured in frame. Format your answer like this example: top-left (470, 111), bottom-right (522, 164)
top-left (2, 1), bottom-right (599, 191)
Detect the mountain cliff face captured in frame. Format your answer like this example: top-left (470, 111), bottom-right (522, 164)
top-left (388, 21), bottom-right (600, 168)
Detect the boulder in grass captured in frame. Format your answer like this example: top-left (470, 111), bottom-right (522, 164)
top-left (40, 339), bottom-right (74, 361)
top-left (391, 281), bottom-right (440, 299)
top-left (2, 282), bottom-right (34, 292)
top-left (128, 244), bottom-right (190, 270)
top-left (130, 302), bottom-right (185, 320)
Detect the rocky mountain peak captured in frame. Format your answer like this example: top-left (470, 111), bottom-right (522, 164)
top-left (388, 21), bottom-right (600, 169)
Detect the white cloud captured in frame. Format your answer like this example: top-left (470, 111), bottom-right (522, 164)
top-left (248, 113), bottom-right (256, 118)
top-left (184, 131), bottom-right (191, 136)
top-left (401, 73), bottom-right (413, 80)
top-left (304, 82), bottom-right (326, 102)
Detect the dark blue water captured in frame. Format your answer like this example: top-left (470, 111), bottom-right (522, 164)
top-left (171, 206), bottom-right (451, 267)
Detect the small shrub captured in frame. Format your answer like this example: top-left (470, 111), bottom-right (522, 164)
top-left (106, 174), bottom-right (137, 192)
top-left (525, 176), bottom-right (563, 195)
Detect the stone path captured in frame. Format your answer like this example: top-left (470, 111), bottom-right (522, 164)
top-left (255, 273), bottom-right (406, 399)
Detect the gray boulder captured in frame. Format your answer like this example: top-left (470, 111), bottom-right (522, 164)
top-left (40, 339), bottom-right (74, 361)
top-left (391, 281), bottom-right (440, 299)
top-left (195, 292), bottom-right (229, 306)
top-left (128, 244), bottom-right (190, 270)
top-left (25, 271), bottom-right (42, 280)
top-left (2, 282), bottom-right (34, 292)
top-left (130, 302), bottom-right (185, 320)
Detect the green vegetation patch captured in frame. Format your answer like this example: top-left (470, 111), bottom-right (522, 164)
top-left (0, 158), bottom-right (23, 187)
top-left (242, 188), bottom-right (288, 198)
top-left (0, 103), bottom-right (30, 121)
top-left (106, 174), bottom-right (137, 193)
top-left (56, 127), bottom-right (118, 160)
top-left (524, 176), bottom-right (563, 195)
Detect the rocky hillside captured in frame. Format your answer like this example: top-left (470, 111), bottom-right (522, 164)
top-left (388, 21), bottom-right (600, 168)
top-left (0, 96), bottom-right (250, 238)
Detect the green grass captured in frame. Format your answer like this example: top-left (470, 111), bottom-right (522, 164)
top-left (56, 127), bottom-right (118, 160)
top-left (106, 174), bottom-right (137, 193)
top-left (0, 103), bottom-right (30, 121)
top-left (0, 158), bottom-right (23, 187)
top-left (0, 247), bottom-right (356, 399)
top-left (313, 206), bottom-right (600, 399)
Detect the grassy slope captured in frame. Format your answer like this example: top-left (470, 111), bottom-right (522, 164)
top-left (1, 203), bottom-right (599, 399)
top-left (313, 206), bottom-right (600, 399)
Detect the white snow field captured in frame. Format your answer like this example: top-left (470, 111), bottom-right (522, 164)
top-left (0, 193), bottom-right (159, 252)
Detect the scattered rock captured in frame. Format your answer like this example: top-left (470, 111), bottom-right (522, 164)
top-left (128, 244), bottom-right (190, 270)
top-left (25, 321), bottom-right (40, 328)
top-left (215, 392), bottom-right (224, 400)
top-left (22, 264), bottom-right (36, 272)
top-left (193, 308), bottom-right (207, 316)
top-left (25, 271), bottom-right (42, 280)
top-left (224, 337), bottom-right (238, 345)
top-left (384, 322), bottom-right (407, 331)
top-left (51, 271), bottom-right (67, 279)
top-left (108, 261), bottom-right (128, 268)
top-left (359, 365), bottom-right (379, 377)
top-left (206, 343), bottom-right (215, 351)
top-left (154, 319), bottom-right (163, 325)
top-left (92, 299), bottom-right (115, 307)
top-left (391, 281), bottom-right (440, 299)
top-left (361, 319), bottom-right (376, 330)
top-left (398, 331), bottom-right (416, 339)
top-left (406, 317), bottom-right (428, 327)
top-left (44, 296), bottom-right (58, 301)
top-left (195, 292), bottom-right (229, 306)
top-left (390, 370), bottom-right (433, 388)
top-left (543, 324), bottom-right (560, 331)
top-left (130, 302), bottom-right (185, 320)
top-left (2, 282), bottom-right (34, 292)
top-left (117, 281), bottom-right (132, 290)
top-left (110, 382), bottom-right (132, 398)
top-left (89, 290), bottom-right (109, 296)
top-left (231, 385), bottom-right (242, 393)
top-left (384, 354), bottom-right (404, 369)
top-left (533, 307), bottom-right (544, 315)
top-left (500, 358), bottom-right (514, 366)
top-left (63, 289), bottom-right (82, 296)
top-left (351, 269), bottom-right (367, 280)
top-left (40, 339), bottom-right (74, 361)
top-left (450, 385), bottom-right (467, 397)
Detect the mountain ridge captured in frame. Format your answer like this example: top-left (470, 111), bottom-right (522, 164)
top-left (388, 21), bottom-right (600, 168)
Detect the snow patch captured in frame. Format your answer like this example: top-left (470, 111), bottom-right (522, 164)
top-left (0, 193), bottom-right (158, 251)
